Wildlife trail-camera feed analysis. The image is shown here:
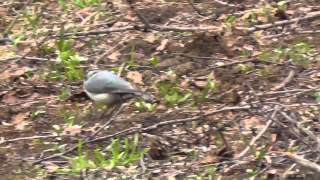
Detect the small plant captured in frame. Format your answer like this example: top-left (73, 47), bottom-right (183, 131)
top-left (236, 63), bottom-right (255, 74)
top-left (105, 134), bottom-right (148, 168)
top-left (244, 168), bottom-right (259, 179)
top-left (134, 100), bottom-right (157, 112)
top-left (23, 9), bottom-right (41, 31)
top-left (43, 28), bottom-right (85, 82)
top-left (62, 141), bottom-right (96, 174)
top-left (12, 34), bottom-right (26, 47)
top-left (201, 76), bottom-right (219, 99)
top-left (72, 0), bottom-right (101, 8)
top-left (56, 38), bottom-right (84, 81)
top-left (314, 91), bottom-right (320, 102)
top-left (60, 109), bottom-right (77, 125)
top-left (157, 81), bottom-right (192, 106)
top-left (150, 55), bottom-right (159, 66)
top-left (277, 1), bottom-right (288, 11)
top-left (240, 48), bottom-right (253, 57)
top-left (224, 15), bottom-right (237, 26)
top-left (39, 43), bottom-right (56, 55)
top-left (186, 166), bottom-right (218, 180)
top-left (259, 42), bottom-right (316, 67)
top-left (58, 88), bottom-right (71, 101)
top-left (126, 46), bottom-right (137, 69)
top-left (55, 135), bottom-right (148, 174)
top-left (31, 110), bottom-right (46, 120)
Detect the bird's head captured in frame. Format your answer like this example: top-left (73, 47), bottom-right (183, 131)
top-left (86, 70), bottom-right (99, 79)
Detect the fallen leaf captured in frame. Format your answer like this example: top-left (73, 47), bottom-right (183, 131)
top-left (107, 50), bottom-right (121, 61)
top-left (2, 92), bottom-right (17, 104)
top-left (0, 66), bottom-right (30, 80)
top-left (180, 79), bottom-right (190, 88)
top-left (11, 112), bottom-right (30, 130)
top-left (12, 67), bottom-right (30, 76)
top-left (0, 70), bottom-right (11, 80)
top-left (127, 71), bottom-right (144, 85)
top-left (63, 125), bottom-right (82, 136)
top-left (241, 116), bottom-right (265, 134)
top-left (144, 33), bottom-right (157, 43)
top-left (156, 39), bottom-right (169, 51)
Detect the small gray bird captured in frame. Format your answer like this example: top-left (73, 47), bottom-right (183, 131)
top-left (83, 70), bottom-right (153, 105)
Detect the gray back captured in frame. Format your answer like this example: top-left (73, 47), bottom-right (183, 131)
top-left (84, 71), bottom-right (136, 94)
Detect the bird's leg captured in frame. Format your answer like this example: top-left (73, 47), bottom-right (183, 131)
top-left (98, 105), bottom-right (116, 120)
top-left (89, 103), bottom-right (124, 138)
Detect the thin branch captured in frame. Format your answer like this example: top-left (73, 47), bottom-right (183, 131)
top-left (237, 11), bottom-right (320, 33)
top-left (280, 111), bottom-right (320, 147)
top-left (272, 70), bottom-right (295, 91)
top-left (0, 135), bottom-right (59, 145)
top-left (212, 0), bottom-right (236, 7)
top-left (285, 153), bottom-right (320, 173)
top-left (89, 103), bottom-right (127, 138)
top-left (33, 105), bottom-right (250, 164)
top-left (123, 0), bottom-right (151, 30)
top-left (89, 105), bottom-right (250, 143)
top-left (236, 105), bottom-right (280, 159)
top-left (186, 0), bottom-right (206, 16)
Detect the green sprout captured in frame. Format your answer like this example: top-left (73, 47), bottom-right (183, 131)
top-left (259, 42), bottom-right (316, 67)
top-left (157, 81), bottom-right (192, 106)
top-left (134, 100), bottom-right (157, 112)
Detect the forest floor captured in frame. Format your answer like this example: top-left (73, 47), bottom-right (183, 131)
top-left (0, 0), bottom-right (320, 179)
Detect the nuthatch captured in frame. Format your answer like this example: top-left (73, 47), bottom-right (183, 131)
top-left (83, 70), bottom-right (154, 105)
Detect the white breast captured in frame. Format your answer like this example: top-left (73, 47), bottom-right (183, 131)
top-left (84, 90), bottom-right (119, 104)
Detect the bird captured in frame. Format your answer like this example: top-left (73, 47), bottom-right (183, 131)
top-left (83, 70), bottom-right (154, 106)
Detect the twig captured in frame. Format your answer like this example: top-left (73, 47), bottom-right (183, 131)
top-left (280, 111), bottom-right (320, 147)
top-left (272, 70), bottom-right (295, 91)
top-left (257, 86), bottom-right (320, 96)
top-left (237, 11), bottom-right (320, 33)
top-left (3, 0), bottom-right (32, 36)
top-left (52, 23), bottom-right (221, 38)
top-left (210, 58), bottom-right (260, 68)
top-left (89, 103), bottom-right (127, 138)
top-left (0, 135), bottom-right (59, 145)
top-left (52, 26), bottom-right (137, 38)
top-left (94, 35), bottom-right (130, 64)
top-left (123, 0), bottom-right (151, 30)
top-left (89, 105), bottom-right (250, 143)
top-left (281, 163), bottom-right (297, 179)
top-left (212, 0), bottom-right (236, 7)
top-left (285, 152), bottom-right (320, 173)
top-left (186, 0), bottom-right (206, 16)
top-left (236, 105), bottom-right (280, 159)
top-left (0, 56), bottom-right (50, 62)
top-left (263, 30), bottom-right (320, 39)
top-left (34, 105), bottom-right (250, 164)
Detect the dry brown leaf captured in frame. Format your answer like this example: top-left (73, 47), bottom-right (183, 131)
top-left (156, 39), bottom-right (169, 51)
top-left (242, 116), bottom-right (265, 133)
top-left (127, 71), bottom-right (144, 85)
top-left (180, 79), bottom-right (190, 88)
top-left (144, 33), bottom-right (157, 43)
top-left (200, 153), bottom-right (219, 164)
top-left (2, 92), bottom-right (17, 104)
top-left (0, 70), bottom-right (11, 80)
top-left (107, 51), bottom-right (121, 61)
top-left (63, 125), bottom-right (82, 136)
top-left (11, 112), bottom-right (30, 130)
top-left (0, 66), bottom-right (30, 80)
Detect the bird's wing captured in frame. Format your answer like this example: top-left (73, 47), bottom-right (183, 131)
top-left (84, 71), bottom-right (137, 94)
